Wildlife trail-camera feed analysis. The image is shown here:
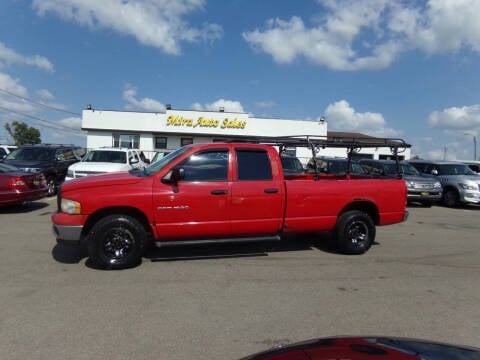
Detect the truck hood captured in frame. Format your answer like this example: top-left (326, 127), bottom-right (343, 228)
top-left (61, 171), bottom-right (142, 192)
top-left (69, 161), bottom-right (131, 172)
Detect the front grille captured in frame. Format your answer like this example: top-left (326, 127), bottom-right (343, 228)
top-left (413, 183), bottom-right (434, 190)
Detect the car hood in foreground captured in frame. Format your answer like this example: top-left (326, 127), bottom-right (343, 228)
top-left (239, 336), bottom-right (480, 360)
top-left (61, 171), bottom-right (143, 192)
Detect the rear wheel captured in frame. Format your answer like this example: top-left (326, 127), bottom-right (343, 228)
top-left (87, 214), bottom-right (146, 269)
top-left (334, 210), bottom-right (375, 255)
top-left (443, 189), bottom-right (459, 207)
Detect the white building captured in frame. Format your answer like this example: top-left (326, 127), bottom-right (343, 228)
top-left (82, 108), bottom-right (410, 164)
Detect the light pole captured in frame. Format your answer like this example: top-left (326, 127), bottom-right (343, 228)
top-left (464, 133), bottom-right (477, 161)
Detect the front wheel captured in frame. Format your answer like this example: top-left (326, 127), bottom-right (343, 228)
top-left (87, 215), bottom-right (146, 269)
top-left (443, 189), bottom-right (459, 207)
top-left (46, 177), bottom-right (57, 196)
top-left (334, 210), bottom-right (375, 255)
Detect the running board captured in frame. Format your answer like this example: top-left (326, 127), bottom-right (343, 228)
top-left (154, 235), bottom-right (281, 248)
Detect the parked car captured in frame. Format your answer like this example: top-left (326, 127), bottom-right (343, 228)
top-left (0, 162), bottom-right (47, 206)
top-left (280, 155), bottom-right (305, 175)
top-left (409, 159), bottom-right (480, 207)
top-left (359, 159), bottom-right (442, 206)
top-left (460, 160), bottom-right (480, 173)
top-left (2, 144), bottom-right (83, 196)
top-left (0, 144), bottom-right (17, 159)
top-left (150, 150), bottom-right (172, 164)
top-left (65, 148), bottom-right (149, 181)
top-left (307, 157), bottom-right (367, 175)
top-left (240, 336), bottom-right (480, 360)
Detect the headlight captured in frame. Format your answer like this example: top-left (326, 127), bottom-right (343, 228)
top-left (406, 181), bottom-right (415, 189)
top-left (434, 182), bottom-right (442, 189)
top-left (458, 183), bottom-right (477, 191)
top-left (61, 198), bottom-right (82, 214)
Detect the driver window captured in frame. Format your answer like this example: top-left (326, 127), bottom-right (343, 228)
top-left (176, 149), bottom-right (229, 181)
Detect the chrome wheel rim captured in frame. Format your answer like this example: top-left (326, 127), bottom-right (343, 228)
top-left (347, 220), bottom-right (369, 248)
top-left (101, 227), bottom-right (135, 263)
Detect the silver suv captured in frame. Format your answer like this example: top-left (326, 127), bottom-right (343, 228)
top-left (409, 160), bottom-right (480, 207)
top-left (359, 159), bottom-right (442, 206)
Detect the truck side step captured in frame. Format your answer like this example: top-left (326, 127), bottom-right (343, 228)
top-left (154, 235), bottom-right (281, 248)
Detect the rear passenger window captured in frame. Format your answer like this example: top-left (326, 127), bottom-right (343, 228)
top-left (236, 149), bottom-right (272, 181)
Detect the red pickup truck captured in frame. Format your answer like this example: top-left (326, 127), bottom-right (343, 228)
top-left (52, 142), bottom-right (408, 269)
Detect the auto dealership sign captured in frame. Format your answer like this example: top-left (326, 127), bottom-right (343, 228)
top-left (166, 115), bottom-right (247, 130)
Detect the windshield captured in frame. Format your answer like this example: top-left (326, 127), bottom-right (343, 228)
top-left (5, 147), bottom-right (55, 161)
top-left (382, 163), bottom-right (421, 176)
top-left (143, 146), bottom-right (191, 176)
top-left (437, 164), bottom-right (477, 175)
top-left (83, 150), bottom-right (127, 163)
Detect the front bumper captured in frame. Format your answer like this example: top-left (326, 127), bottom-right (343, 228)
top-left (52, 224), bottom-right (83, 245)
top-left (407, 190), bottom-right (442, 203)
top-left (459, 191), bottom-right (480, 204)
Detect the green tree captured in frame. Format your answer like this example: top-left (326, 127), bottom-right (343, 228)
top-left (4, 121), bottom-right (41, 145)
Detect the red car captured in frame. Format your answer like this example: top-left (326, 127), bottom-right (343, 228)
top-left (0, 163), bottom-right (48, 206)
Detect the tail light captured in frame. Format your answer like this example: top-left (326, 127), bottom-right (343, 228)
top-left (7, 177), bottom-right (28, 190)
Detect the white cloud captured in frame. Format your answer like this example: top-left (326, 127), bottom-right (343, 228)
top-left (255, 101), bottom-right (276, 109)
top-left (0, 73), bottom-right (37, 113)
top-left (428, 104), bottom-right (480, 130)
top-left (32, 0), bottom-right (223, 55)
top-left (243, 0), bottom-right (480, 71)
top-left (123, 85), bottom-right (165, 112)
top-left (37, 89), bottom-right (55, 101)
top-left (59, 116), bottom-right (82, 130)
top-left (325, 100), bottom-right (401, 137)
top-left (0, 41), bottom-right (53, 71)
top-left (192, 99), bottom-right (245, 113)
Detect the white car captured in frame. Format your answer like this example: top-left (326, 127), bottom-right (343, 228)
top-left (0, 144), bottom-right (17, 159)
top-left (65, 148), bottom-right (148, 181)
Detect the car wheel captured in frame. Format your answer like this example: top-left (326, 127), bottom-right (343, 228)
top-left (46, 177), bottom-right (57, 196)
top-left (87, 215), bottom-right (145, 270)
top-left (443, 189), bottom-right (459, 207)
top-left (334, 210), bottom-right (375, 255)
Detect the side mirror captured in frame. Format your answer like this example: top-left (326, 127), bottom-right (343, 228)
top-left (431, 169), bottom-right (438, 176)
top-left (162, 168), bottom-right (184, 184)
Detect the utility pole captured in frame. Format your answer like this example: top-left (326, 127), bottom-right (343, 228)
top-left (464, 133), bottom-right (477, 161)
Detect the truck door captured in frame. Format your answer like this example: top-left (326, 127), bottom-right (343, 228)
top-left (230, 148), bottom-right (284, 235)
top-left (153, 148), bottom-right (231, 239)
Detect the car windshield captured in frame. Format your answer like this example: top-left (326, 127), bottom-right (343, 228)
top-left (5, 147), bottom-right (55, 161)
top-left (382, 163), bottom-right (421, 176)
top-left (143, 146), bottom-right (191, 176)
top-left (437, 164), bottom-right (477, 175)
top-left (281, 157), bottom-right (304, 173)
top-left (83, 150), bottom-right (127, 163)
top-left (327, 159), bottom-right (365, 174)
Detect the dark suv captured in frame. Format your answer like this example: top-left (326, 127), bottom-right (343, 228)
top-left (2, 144), bottom-right (84, 196)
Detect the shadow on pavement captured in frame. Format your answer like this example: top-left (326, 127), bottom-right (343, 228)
top-left (0, 201), bottom-right (50, 214)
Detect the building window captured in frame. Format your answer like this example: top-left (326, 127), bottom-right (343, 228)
top-left (155, 136), bottom-right (167, 149)
top-left (181, 137), bottom-right (193, 146)
top-left (113, 134), bottom-right (140, 149)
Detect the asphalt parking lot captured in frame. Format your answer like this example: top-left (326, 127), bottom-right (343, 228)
top-left (1, 199), bottom-right (479, 360)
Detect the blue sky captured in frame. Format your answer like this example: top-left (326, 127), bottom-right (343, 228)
top-left (1, 0), bottom-right (480, 160)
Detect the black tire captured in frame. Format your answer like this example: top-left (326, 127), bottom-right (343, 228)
top-left (421, 201), bottom-right (432, 208)
top-left (334, 210), bottom-right (375, 255)
top-left (46, 177), bottom-right (57, 196)
top-left (443, 189), bottom-right (459, 207)
top-left (87, 215), bottom-right (146, 269)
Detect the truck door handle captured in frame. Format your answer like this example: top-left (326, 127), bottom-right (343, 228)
top-left (211, 189), bottom-right (228, 195)
top-left (264, 188), bottom-right (279, 194)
